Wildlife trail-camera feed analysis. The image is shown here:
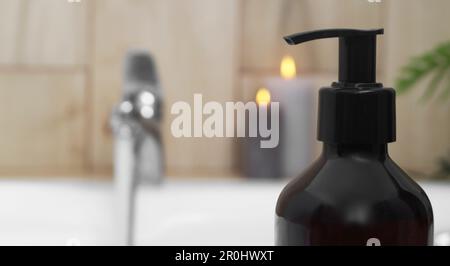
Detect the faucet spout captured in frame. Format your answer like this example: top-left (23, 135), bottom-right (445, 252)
top-left (111, 50), bottom-right (164, 245)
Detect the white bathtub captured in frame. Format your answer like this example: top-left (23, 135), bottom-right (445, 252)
top-left (0, 179), bottom-right (449, 246)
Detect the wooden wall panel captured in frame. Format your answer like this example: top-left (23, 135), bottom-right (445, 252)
top-left (0, 0), bottom-right (88, 176)
top-left (92, 0), bottom-right (240, 175)
top-left (0, 0), bottom-right (447, 177)
top-left (0, 71), bottom-right (86, 173)
top-left (0, 0), bottom-right (87, 66)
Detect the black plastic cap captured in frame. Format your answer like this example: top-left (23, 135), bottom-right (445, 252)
top-left (318, 83), bottom-right (396, 144)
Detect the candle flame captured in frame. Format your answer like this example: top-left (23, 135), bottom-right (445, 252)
top-left (280, 55), bottom-right (297, 79)
top-left (256, 88), bottom-right (271, 105)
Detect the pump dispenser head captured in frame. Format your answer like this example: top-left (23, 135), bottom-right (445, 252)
top-left (285, 29), bottom-right (383, 84)
top-left (284, 28), bottom-right (395, 144)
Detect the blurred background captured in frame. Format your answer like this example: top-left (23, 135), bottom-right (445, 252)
top-left (0, 0), bottom-right (449, 246)
top-left (0, 0), bottom-right (448, 179)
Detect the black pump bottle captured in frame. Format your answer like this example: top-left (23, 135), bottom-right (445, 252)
top-left (275, 29), bottom-right (434, 246)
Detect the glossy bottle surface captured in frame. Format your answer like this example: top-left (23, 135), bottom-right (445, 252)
top-left (276, 144), bottom-right (434, 246)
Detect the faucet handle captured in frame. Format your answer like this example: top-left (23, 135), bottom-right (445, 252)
top-left (123, 50), bottom-right (159, 94)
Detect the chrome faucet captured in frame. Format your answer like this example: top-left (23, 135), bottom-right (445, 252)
top-left (111, 51), bottom-right (164, 246)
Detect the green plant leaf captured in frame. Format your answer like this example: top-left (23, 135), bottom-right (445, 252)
top-left (395, 41), bottom-right (450, 103)
top-left (420, 64), bottom-right (449, 102)
top-left (396, 54), bottom-right (438, 94)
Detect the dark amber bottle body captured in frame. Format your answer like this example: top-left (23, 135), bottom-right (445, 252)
top-left (275, 144), bottom-right (434, 246)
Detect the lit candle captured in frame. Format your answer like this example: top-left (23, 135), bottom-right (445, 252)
top-left (266, 56), bottom-right (315, 178)
top-left (242, 88), bottom-right (282, 178)
top-left (256, 87), bottom-right (271, 107)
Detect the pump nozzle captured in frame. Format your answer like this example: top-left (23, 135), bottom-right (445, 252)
top-left (284, 29), bottom-right (384, 84)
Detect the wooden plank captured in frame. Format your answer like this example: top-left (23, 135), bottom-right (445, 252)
top-left (92, 0), bottom-right (240, 175)
top-left (0, 0), bottom-right (22, 65)
top-left (0, 71), bottom-right (86, 172)
top-left (0, 0), bottom-right (87, 66)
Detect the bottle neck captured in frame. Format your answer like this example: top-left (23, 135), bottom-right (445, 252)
top-left (322, 143), bottom-right (388, 161)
